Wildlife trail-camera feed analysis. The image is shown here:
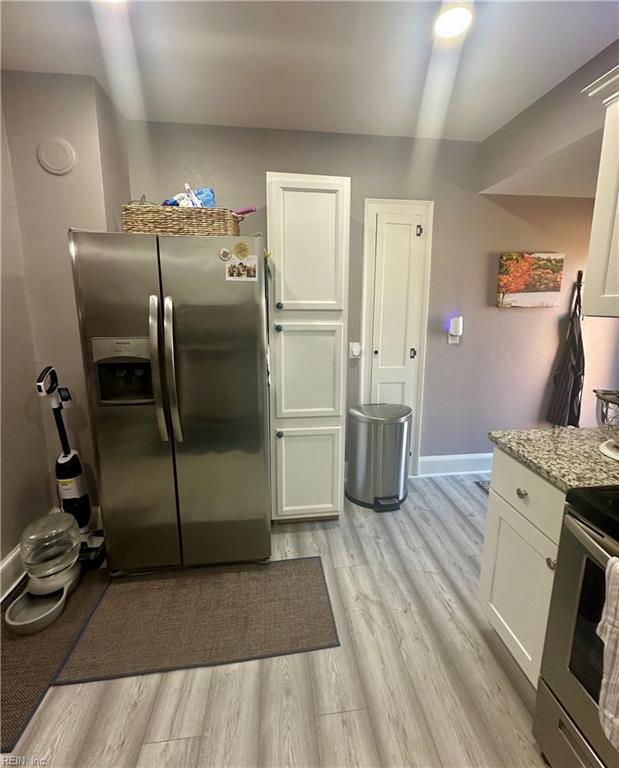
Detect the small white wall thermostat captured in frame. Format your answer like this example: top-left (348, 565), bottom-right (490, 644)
top-left (448, 316), bottom-right (463, 344)
top-left (349, 342), bottom-right (362, 359)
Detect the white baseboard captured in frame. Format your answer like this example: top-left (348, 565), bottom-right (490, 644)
top-left (416, 452), bottom-right (493, 477)
top-left (1, 544), bottom-right (24, 602)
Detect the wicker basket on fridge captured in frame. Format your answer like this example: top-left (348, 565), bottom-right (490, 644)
top-left (121, 203), bottom-right (242, 236)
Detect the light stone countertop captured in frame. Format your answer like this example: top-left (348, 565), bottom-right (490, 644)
top-left (488, 427), bottom-right (619, 493)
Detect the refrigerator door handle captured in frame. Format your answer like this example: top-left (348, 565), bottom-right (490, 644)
top-left (164, 296), bottom-right (184, 443)
top-left (148, 295), bottom-right (169, 442)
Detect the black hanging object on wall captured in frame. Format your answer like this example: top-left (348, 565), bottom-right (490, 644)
top-left (547, 270), bottom-right (585, 427)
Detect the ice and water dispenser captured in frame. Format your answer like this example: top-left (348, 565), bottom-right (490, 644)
top-left (92, 338), bottom-right (153, 404)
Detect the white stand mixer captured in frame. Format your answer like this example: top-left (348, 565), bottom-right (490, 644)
top-left (594, 389), bottom-right (619, 461)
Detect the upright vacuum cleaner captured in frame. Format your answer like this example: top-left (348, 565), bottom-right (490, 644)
top-left (36, 366), bottom-right (92, 532)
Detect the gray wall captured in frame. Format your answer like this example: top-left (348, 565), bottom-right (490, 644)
top-left (480, 41), bottom-right (619, 194)
top-left (2, 71), bottom-right (131, 537)
top-left (95, 82), bottom-right (132, 232)
top-left (127, 120), bottom-right (619, 454)
top-left (1, 107), bottom-right (51, 557)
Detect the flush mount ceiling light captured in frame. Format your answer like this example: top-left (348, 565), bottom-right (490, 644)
top-left (434, 7), bottom-right (473, 39)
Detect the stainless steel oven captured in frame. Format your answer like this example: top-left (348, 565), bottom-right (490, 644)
top-left (534, 487), bottom-right (619, 768)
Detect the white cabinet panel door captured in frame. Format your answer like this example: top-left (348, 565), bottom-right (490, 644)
top-left (370, 211), bottom-right (425, 410)
top-left (273, 323), bottom-right (343, 419)
top-left (479, 490), bottom-right (557, 687)
top-left (267, 173), bottom-right (350, 311)
top-left (276, 427), bottom-right (341, 517)
top-left (583, 98), bottom-right (619, 317)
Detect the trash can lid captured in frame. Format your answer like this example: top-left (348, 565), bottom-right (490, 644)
top-left (348, 403), bottom-right (412, 424)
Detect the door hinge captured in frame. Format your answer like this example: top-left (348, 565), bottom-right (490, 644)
top-left (410, 348), bottom-right (417, 359)
top-left (416, 225), bottom-right (423, 237)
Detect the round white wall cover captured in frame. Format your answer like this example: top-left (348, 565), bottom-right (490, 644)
top-left (36, 136), bottom-right (77, 176)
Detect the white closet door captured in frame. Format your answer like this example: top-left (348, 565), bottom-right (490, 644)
top-left (370, 211), bottom-right (424, 406)
top-left (267, 174), bottom-right (349, 311)
top-left (275, 427), bottom-right (341, 517)
top-left (273, 323), bottom-right (343, 419)
top-left (267, 172), bottom-right (350, 522)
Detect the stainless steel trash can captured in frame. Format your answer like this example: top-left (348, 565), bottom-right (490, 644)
top-left (345, 404), bottom-right (412, 511)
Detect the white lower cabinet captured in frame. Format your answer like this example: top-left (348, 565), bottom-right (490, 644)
top-left (274, 426), bottom-right (341, 518)
top-left (480, 488), bottom-right (558, 687)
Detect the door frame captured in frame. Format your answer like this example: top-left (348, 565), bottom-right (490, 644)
top-left (359, 199), bottom-right (434, 476)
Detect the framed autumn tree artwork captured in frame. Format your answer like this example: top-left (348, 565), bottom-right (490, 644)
top-left (496, 252), bottom-right (565, 308)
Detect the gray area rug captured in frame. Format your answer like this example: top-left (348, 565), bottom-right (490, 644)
top-left (1, 570), bottom-right (110, 753)
top-left (56, 556), bottom-right (339, 684)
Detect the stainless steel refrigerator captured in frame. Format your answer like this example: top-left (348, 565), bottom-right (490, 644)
top-left (69, 231), bottom-right (271, 572)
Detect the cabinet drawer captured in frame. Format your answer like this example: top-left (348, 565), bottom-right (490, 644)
top-left (491, 448), bottom-right (565, 544)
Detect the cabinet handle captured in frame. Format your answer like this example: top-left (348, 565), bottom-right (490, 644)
top-left (373, 350), bottom-right (379, 356)
top-left (276, 302), bottom-right (283, 310)
top-left (546, 557), bottom-right (556, 571)
top-left (275, 324), bottom-right (283, 332)
top-left (276, 431), bottom-right (284, 439)
top-left (516, 487), bottom-right (528, 500)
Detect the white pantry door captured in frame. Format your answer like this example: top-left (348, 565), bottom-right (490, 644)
top-left (361, 200), bottom-right (433, 474)
top-left (267, 172), bottom-right (350, 521)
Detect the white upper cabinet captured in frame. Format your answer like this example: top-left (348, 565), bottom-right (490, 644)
top-left (582, 69), bottom-right (619, 317)
top-left (267, 172), bottom-right (350, 311)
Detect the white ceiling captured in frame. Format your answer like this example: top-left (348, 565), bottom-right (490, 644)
top-left (2, 1), bottom-right (618, 141)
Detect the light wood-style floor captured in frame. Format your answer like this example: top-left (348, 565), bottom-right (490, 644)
top-left (10, 475), bottom-right (545, 768)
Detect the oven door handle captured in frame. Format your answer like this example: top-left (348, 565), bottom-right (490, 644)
top-left (564, 515), bottom-right (619, 569)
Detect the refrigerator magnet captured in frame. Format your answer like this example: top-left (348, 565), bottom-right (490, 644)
top-left (226, 254), bottom-right (258, 281)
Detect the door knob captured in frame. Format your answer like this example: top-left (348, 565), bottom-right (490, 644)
top-left (275, 324), bottom-right (283, 332)
top-left (276, 302), bottom-right (283, 310)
